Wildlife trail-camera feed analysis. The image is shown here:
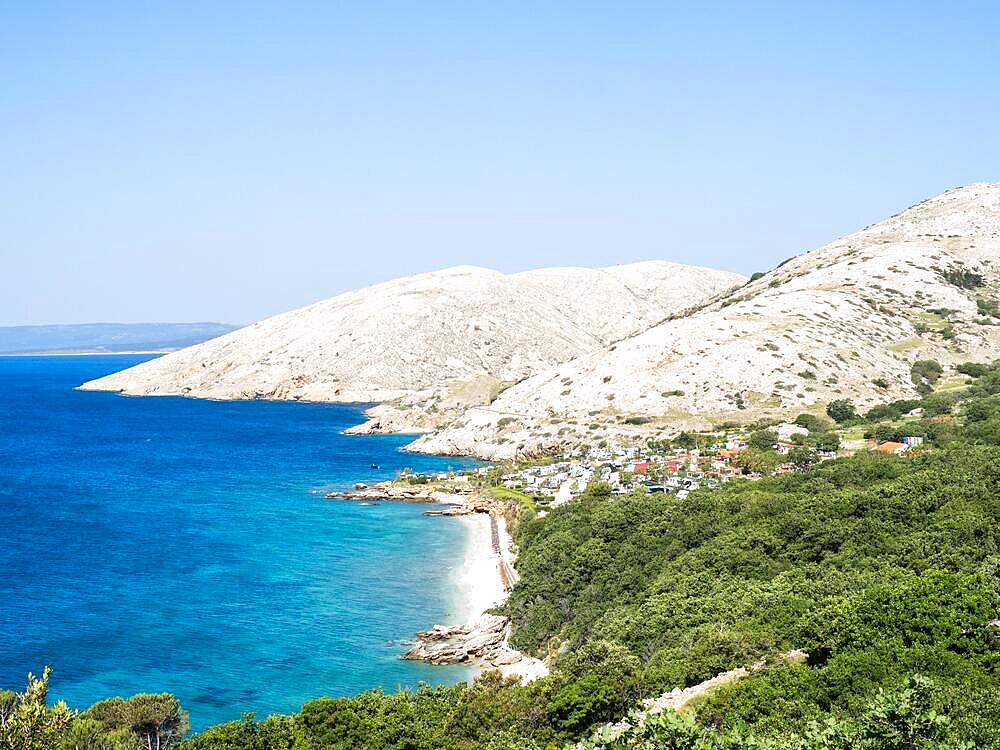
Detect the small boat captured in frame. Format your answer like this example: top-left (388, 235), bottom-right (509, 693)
top-left (360, 501), bottom-right (378, 507)
top-left (370, 463), bottom-right (379, 469)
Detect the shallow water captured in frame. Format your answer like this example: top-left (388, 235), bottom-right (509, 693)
top-left (0, 355), bottom-right (478, 728)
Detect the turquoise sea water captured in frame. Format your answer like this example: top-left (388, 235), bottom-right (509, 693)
top-left (0, 355), bottom-right (478, 729)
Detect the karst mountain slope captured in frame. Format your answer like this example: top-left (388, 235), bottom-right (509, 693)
top-left (81, 262), bottom-right (743, 416)
top-left (414, 183), bottom-right (1000, 458)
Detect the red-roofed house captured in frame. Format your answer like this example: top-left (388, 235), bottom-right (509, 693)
top-left (632, 461), bottom-right (652, 475)
top-left (876, 441), bottom-right (908, 455)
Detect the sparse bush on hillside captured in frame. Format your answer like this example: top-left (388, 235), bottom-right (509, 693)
top-left (623, 416), bottom-right (653, 426)
top-left (957, 361), bottom-right (996, 378)
top-left (910, 359), bottom-right (943, 395)
top-left (977, 298), bottom-right (1000, 317)
top-left (941, 265), bottom-right (984, 289)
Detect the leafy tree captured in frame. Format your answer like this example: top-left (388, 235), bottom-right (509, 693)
top-left (787, 446), bottom-right (817, 469)
top-left (956, 361), bottom-right (992, 378)
top-left (83, 694), bottom-right (189, 750)
top-left (176, 714), bottom-right (295, 750)
top-left (825, 400), bottom-right (856, 423)
top-left (965, 397), bottom-right (1000, 423)
top-left (0, 668), bottom-right (73, 750)
top-left (59, 719), bottom-right (140, 750)
top-left (584, 481), bottom-right (612, 499)
top-left (794, 413), bottom-right (831, 433)
top-left (748, 429), bottom-right (778, 451)
top-left (547, 675), bottom-right (619, 736)
top-left (811, 433), bottom-right (840, 452)
top-left (874, 423), bottom-right (903, 443)
top-left (737, 447), bottom-right (781, 475)
top-left (865, 404), bottom-right (901, 422)
top-left (920, 393), bottom-right (954, 417)
top-left (674, 432), bottom-right (697, 450)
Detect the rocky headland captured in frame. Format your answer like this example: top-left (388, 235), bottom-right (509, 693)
top-left (77, 184), bottom-right (1000, 462)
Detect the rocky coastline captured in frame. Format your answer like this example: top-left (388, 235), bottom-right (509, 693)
top-left (325, 481), bottom-right (475, 505)
top-left (401, 614), bottom-right (524, 669)
top-left (328, 480), bottom-right (548, 682)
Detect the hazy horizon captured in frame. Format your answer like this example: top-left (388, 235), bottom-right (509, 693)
top-left (3, 2), bottom-right (999, 326)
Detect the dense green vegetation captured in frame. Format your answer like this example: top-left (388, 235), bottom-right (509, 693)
top-left (0, 669), bottom-right (188, 750)
top-left (7, 363), bottom-right (1000, 749)
top-left (507, 447), bottom-right (999, 742)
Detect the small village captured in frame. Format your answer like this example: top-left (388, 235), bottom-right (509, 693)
top-left (401, 420), bottom-right (927, 508)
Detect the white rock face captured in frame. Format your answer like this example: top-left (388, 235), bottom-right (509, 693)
top-left (80, 262), bottom-right (743, 410)
top-left (415, 184), bottom-right (1000, 458)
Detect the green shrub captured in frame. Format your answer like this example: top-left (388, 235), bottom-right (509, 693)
top-left (826, 399), bottom-right (856, 423)
top-left (941, 266), bottom-right (984, 289)
top-left (794, 413), bottom-right (832, 432)
top-left (911, 360), bottom-right (943, 395)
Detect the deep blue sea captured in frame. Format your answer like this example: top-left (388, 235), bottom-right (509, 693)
top-left (0, 355), bottom-right (479, 729)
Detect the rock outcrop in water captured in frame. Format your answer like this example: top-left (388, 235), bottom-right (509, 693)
top-left (402, 614), bottom-right (511, 665)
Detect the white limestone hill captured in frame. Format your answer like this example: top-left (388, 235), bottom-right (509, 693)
top-left (80, 262), bottom-right (744, 418)
top-left (414, 184), bottom-right (1000, 459)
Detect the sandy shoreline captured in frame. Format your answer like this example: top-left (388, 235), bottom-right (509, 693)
top-left (450, 510), bottom-right (548, 682)
top-left (454, 514), bottom-right (506, 623)
top-left (327, 483), bottom-right (548, 680)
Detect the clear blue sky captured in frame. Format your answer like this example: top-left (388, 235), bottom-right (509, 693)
top-left (2, 2), bottom-right (998, 325)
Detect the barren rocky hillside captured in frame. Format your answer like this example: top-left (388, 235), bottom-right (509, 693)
top-left (414, 184), bottom-right (1000, 458)
top-left (80, 263), bottom-right (743, 429)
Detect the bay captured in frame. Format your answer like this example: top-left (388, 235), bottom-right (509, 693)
top-left (0, 355), bottom-right (478, 729)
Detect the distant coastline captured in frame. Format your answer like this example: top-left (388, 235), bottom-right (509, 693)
top-left (0, 322), bottom-right (236, 358)
top-left (0, 350), bottom-right (171, 357)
